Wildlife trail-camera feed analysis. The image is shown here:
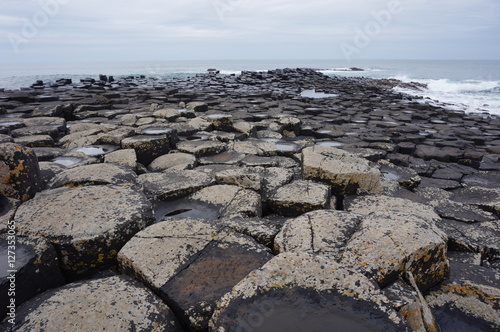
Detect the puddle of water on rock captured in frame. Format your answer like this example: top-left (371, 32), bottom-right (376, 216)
top-left (345, 132), bottom-right (358, 136)
top-left (141, 127), bottom-right (174, 135)
top-left (275, 142), bottom-right (299, 152)
top-left (153, 199), bottom-right (220, 222)
top-left (316, 141), bottom-right (344, 148)
top-left (206, 114), bottom-right (228, 119)
top-left (229, 290), bottom-right (399, 332)
top-left (316, 130), bottom-right (333, 134)
top-left (52, 156), bottom-right (85, 167)
top-left (300, 89), bottom-right (338, 99)
top-left (71, 145), bottom-right (118, 156)
top-left (260, 138), bottom-right (280, 143)
top-left (382, 170), bottom-right (402, 181)
top-left (181, 134), bottom-right (210, 141)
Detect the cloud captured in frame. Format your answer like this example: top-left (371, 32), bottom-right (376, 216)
top-left (0, 0), bottom-right (499, 62)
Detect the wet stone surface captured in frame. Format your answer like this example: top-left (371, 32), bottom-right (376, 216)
top-left (1, 68), bottom-right (499, 330)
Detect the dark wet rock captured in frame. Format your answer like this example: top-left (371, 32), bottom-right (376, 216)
top-left (268, 180), bottom-right (331, 217)
top-left (11, 125), bottom-right (61, 140)
top-left (0, 143), bottom-right (43, 202)
top-left (302, 145), bottom-right (381, 196)
top-left (0, 236), bottom-right (64, 320)
top-left (450, 186), bottom-right (500, 215)
top-left (461, 171), bottom-right (500, 189)
top-left (121, 133), bottom-right (178, 166)
top-left (426, 262), bottom-right (500, 331)
top-left (118, 218), bottom-right (272, 331)
top-left (14, 185), bottom-right (153, 280)
top-left (436, 218), bottom-right (500, 259)
top-left (447, 251), bottom-right (482, 265)
top-left (47, 163), bottom-right (138, 189)
top-left (414, 187), bottom-right (497, 224)
top-left (210, 252), bottom-right (408, 331)
top-left (419, 176), bottom-right (462, 190)
top-left (378, 160), bottom-right (421, 190)
top-left (1, 275), bottom-right (182, 331)
top-left (415, 145), bottom-right (464, 162)
top-left (138, 170), bottom-right (214, 201)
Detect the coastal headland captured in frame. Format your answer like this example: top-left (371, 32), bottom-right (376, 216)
top-left (1, 68), bottom-right (499, 331)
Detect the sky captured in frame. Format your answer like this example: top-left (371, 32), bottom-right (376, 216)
top-left (0, 0), bottom-right (499, 64)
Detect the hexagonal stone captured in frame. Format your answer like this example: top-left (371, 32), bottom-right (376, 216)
top-left (450, 186), bottom-right (500, 215)
top-left (2, 275), bottom-right (182, 331)
top-left (215, 168), bottom-right (264, 191)
top-left (437, 218), bottom-right (500, 258)
top-left (138, 170), bottom-right (214, 201)
top-left (302, 145), bottom-right (382, 196)
top-left (0, 143), bottom-right (43, 202)
top-left (345, 195), bottom-right (441, 222)
top-left (118, 218), bottom-right (272, 331)
top-left (199, 151), bottom-right (245, 165)
top-left (275, 210), bottom-right (363, 258)
top-left (203, 113), bottom-right (233, 131)
top-left (13, 135), bottom-right (55, 148)
top-left (268, 180), bottom-right (331, 217)
top-left (121, 134), bottom-right (178, 166)
top-left (47, 163), bottom-right (138, 189)
top-left (177, 140), bottom-right (227, 157)
top-left (14, 185), bottom-right (153, 280)
top-left (104, 148), bottom-right (137, 169)
top-left (11, 126), bottom-right (60, 139)
top-left (340, 210), bottom-right (449, 291)
top-left (148, 152), bottom-right (197, 172)
top-left (0, 236), bottom-right (64, 320)
top-left (210, 252), bottom-right (408, 331)
top-left (426, 262), bottom-right (500, 331)
top-left (189, 185), bottom-right (262, 218)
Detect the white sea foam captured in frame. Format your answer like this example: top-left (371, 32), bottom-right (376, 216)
top-left (393, 76), bottom-right (500, 116)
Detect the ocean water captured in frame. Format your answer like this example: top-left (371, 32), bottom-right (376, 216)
top-left (0, 59), bottom-right (499, 116)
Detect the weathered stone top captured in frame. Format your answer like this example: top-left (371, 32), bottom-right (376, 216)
top-left (1, 68), bottom-right (499, 331)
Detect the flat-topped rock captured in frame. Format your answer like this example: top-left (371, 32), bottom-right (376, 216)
top-left (47, 163), bottom-right (137, 189)
top-left (14, 185), bottom-right (153, 280)
top-left (210, 252), bottom-right (407, 331)
top-left (148, 152), bottom-right (197, 171)
top-left (176, 140), bottom-right (227, 157)
top-left (275, 209), bottom-right (362, 258)
top-left (118, 218), bottom-right (272, 331)
top-left (0, 236), bottom-right (64, 321)
top-left (138, 170), bottom-right (214, 201)
top-left (302, 145), bottom-right (382, 196)
top-left (189, 184), bottom-right (262, 218)
top-left (2, 275), bottom-right (182, 331)
top-left (426, 262), bottom-right (500, 331)
top-left (268, 180), bottom-right (331, 217)
top-left (340, 210), bottom-right (449, 291)
top-left (121, 133), bottom-right (178, 166)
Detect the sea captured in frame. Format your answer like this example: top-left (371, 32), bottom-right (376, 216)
top-left (0, 59), bottom-right (499, 116)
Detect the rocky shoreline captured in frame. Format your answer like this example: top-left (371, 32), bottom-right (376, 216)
top-left (1, 68), bottom-right (499, 331)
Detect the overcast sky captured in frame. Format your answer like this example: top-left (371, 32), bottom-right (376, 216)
top-left (1, 0), bottom-right (499, 64)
